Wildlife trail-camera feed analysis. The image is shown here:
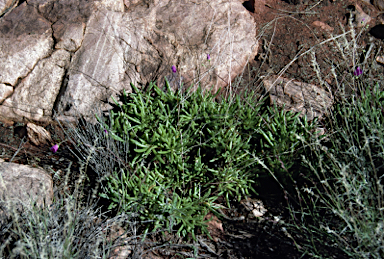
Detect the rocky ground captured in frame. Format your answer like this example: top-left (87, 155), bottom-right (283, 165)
top-left (1, 0), bottom-right (384, 257)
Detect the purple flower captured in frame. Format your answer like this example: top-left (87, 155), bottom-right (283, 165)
top-left (354, 66), bottom-right (363, 76)
top-left (207, 54), bottom-right (211, 60)
top-left (50, 144), bottom-right (59, 153)
top-left (103, 129), bottom-right (108, 134)
top-left (171, 65), bottom-right (177, 73)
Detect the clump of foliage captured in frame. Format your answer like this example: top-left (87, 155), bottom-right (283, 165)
top-left (0, 163), bottom-right (130, 259)
top-left (98, 80), bottom-right (319, 238)
top-left (280, 18), bottom-right (384, 258)
top-left (288, 83), bottom-right (384, 258)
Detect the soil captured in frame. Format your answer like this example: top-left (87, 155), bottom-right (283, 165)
top-left (1, 0), bottom-right (384, 257)
top-left (231, 0), bottom-right (384, 103)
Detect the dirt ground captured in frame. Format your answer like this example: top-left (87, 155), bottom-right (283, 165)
top-left (1, 0), bottom-right (384, 257)
top-left (236, 0), bottom-right (384, 100)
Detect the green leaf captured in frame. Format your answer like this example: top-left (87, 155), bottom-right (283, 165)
top-left (110, 132), bottom-right (125, 142)
top-left (130, 138), bottom-right (149, 148)
top-left (259, 128), bottom-right (275, 147)
top-left (134, 147), bottom-right (149, 153)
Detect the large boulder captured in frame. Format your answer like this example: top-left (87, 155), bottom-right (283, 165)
top-left (57, 0), bottom-right (259, 121)
top-left (0, 0), bottom-right (258, 124)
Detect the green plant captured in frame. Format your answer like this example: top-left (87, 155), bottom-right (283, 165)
top-left (281, 19), bottom-right (384, 257)
top-left (0, 161), bottom-right (130, 259)
top-left (96, 78), bottom-right (318, 238)
top-left (256, 101), bottom-right (322, 187)
top-left (287, 83), bottom-right (384, 258)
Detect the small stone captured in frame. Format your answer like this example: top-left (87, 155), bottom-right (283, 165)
top-left (27, 122), bottom-right (53, 146)
top-left (241, 197), bottom-right (267, 218)
top-left (376, 56), bottom-right (384, 64)
top-left (263, 75), bottom-right (334, 121)
top-left (354, 4), bottom-right (372, 28)
top-left (312, 21), bottom-right (334, 32)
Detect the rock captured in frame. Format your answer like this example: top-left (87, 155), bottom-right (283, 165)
top-left (56, 8), bottom-right (128, 122)
top-left (28, 0), bottom-right (95, 24)
top-left (0, 2), bottom-right (53, 86)
top-left (95, 0), bottom-right (125, 12)
top-left (263, 75), bottom-right (334, 121)
top-left (0, 0), bottom-right (18, 17)
top-left (27, 122), bottom-right (53, 146)
top-left (0, 49), bottom-right (70, 121)
top-left (0, 162), bottom-right (53, 221)
top-left (28, 0), bottom-right (94, 52)
top-left (123, 0), bottom-right (140, 10)
top-left (54, 21), bottom-right (86, 52)
top-left (240, 197), bottom-right (267, 218)
top-left (0, 0), bottom-right (258, 124)
top-left (376, 55), bottom-right (384, 64)
top-left (372, 0), bottom-right (384, 11)
top-left (0, 83), bottom-right (13, 103)
top-left (354, 4), bottom-right (372, 28)
top-left (312, 21), bottom-right (334, 32)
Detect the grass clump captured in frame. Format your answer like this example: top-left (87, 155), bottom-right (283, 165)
top-left (0, 162), bottom-right (139, 259)
top-left (281, 19), bottom-right (384, 258)
top-left (96, 78), bottom-right (319, 239)
top-left (286, 82), bottom-right (384, 259)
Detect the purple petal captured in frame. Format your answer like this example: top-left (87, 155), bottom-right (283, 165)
top-left (207, 54), bottom-right (210, 60)
top-left (50, 144), bottom-right (59, 153)
top-left (354, 67), bottom-right (363, 76)
top-left (172, 65), bottom-right (177, 73)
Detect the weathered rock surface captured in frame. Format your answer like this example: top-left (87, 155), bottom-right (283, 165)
top-left (0, 49), bottom-right (71, 121)
top-left (0, 161), bottom-right (53, 220)
top-left (57, 0), bottom-right (258, 121)
top-left (0, 0), bottom-right (18, 17)
top-left (263, 75), bottom-right (334, 121)
top-left (27, 122), bottom-right (53, 146)
top-left (0, 84), bottom-right (13, 103)
top-left (0, 2), bottom-right (53, 87)
top-left (0, 0), bottom-right (258, 123)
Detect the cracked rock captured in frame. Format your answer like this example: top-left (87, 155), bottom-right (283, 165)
top-left (0, 0), bottom-right (258, 124)
top-left (57, 0), bottom-right (258, 121)
top-left (0, 2), bottom-right (53, 86)
top-left (0, 49), bottom-right (70, 122)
